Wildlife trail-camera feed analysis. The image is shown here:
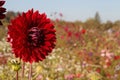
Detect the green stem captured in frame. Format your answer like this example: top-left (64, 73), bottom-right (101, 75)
top-left (22, 61), bottom-right (25, 79)
top-left (16, 71), bottom-right (18, 80)
top-left (28, 63), bottom-right (32, 80)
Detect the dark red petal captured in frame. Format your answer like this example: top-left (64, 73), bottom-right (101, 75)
top-left (0, 21), bottom-right (2, 25)
top-left (44, 41), bottom-right (51, 47)
top-left (22, 48), bottom-right (31, 62)
top-left (32, 10), bottom-right (39, 21)
top-left (45, 34), bottom-right (55, 40)
top-left (0, 1), bottom-right (5, 6)
top-left (44, 24), bottom-right (54, 29)
top-left (26, 9), bottom-right (33, 22)
top-left (35, 49), bottom-right (45, 61)
top-left (0, 13), bottom-right (5, 19)
top-left (31, 49), bottom-right (40, 62)
top-left (43, 29), bottom-right (56, 34)
top-left (0, 7), bottom-right (6, 13)
top-left (42, 46), bottom-right (52, 53)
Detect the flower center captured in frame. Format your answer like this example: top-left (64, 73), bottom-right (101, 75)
top-left (28, 27), bottom-right (44, 47)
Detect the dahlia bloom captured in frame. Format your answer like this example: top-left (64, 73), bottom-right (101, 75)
top-left (0, 0), bottom-right (6, 25)
top-left (7, 9), bottom-right (56, 63)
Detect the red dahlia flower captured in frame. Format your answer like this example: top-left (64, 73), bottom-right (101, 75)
top-left (0, 0), bottom-right (6, 25)
top-left (7, 9), bottom-right (56, 63)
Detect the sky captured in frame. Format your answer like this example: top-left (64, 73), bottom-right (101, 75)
top-left (4, 0), bottom-right (120, 22)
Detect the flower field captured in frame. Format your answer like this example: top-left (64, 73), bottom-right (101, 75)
top-left (0, 1), bottom-right (120, 80)
top-left (1, 10), bottom-right (120, 80)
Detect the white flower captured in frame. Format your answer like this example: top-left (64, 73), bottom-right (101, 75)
top-left (101, 53), bottom-right (105, 57)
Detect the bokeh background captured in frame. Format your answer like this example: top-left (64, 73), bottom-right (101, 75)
top-left (1, 0), bottom-right (120, 80)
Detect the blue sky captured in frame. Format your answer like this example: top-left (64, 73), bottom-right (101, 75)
top-left (4, 0), bottom-right (120, 22)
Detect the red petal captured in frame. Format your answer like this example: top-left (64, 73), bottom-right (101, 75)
top-left (36, 49), bottom-right (46, 61)
top-left (44, 24), bottom-right (54, 29)
top-left (0, 14), bottom-right (5, 19)
top-left (0, 1), bottom-right (5, 6)
top-left (44, 41), bottom-right (51, 46)
top-left (0, 7), bottom-right (6, 13)
top-left (0, 21), bottom-right (2, 25)
top-left (45, 34), bottom-right (55, 40)
top-left (32, 10), bottom-right (39, 21)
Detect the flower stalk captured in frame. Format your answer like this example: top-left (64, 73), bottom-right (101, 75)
top-left (29, 63), bottom-right (32, 80)
top-left (22, 61), bottom-right (25, 79)
top-left (16, 70), bottom-right (18, 80)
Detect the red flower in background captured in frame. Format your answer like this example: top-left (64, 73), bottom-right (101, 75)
top-left (75, 32), bottom-right (80, 38)
top-left (81, 29), bottom-right (86, 34)
top-left (0, 0), bottom-right (6, 25)
top-left (7, 9), bottom-right (56, 63)
top-left (67, 31), bottom-right (72, 37)
top-left (64, 26), bottom-right (69, 32)
top-left (114, 55), bottom-right (120, 60)
top-left (96, 68), bottom-right (101, 73)
top-left (75, 73), bottom-right (81, 78)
